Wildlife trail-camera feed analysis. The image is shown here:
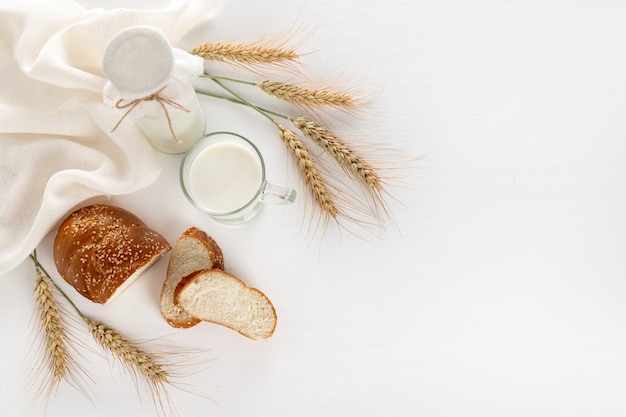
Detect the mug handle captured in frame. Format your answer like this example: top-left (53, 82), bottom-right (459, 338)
top-left (260, 181), bottom-right (297, 204)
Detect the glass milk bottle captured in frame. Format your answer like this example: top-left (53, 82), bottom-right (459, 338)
top-left (102, 25), bottom-right (205, 154)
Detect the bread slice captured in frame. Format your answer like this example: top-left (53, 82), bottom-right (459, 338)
top-left (174, 269), bottom-right (277, 340)
top-left (160, 227), bottom-right (224, 328)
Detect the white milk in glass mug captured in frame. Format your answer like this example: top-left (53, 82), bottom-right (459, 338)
top-left (180, 132), bottom-right (296, 224)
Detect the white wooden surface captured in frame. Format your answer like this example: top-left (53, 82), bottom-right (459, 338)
top-left (2, 1), bottom-right (626, 416)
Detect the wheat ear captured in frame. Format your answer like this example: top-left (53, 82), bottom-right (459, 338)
top-left (190, 41), bottom-right (299, 66)
top-left (277, 124), bottom-right (339, 220)
top-left (258, 81), bottom-right (359, 109)
top-left (34, 268), bottom-right (70, 390)
top-left (30, 252), bottom-right (179, 414)
top-left (293, 117), bottom-right (383, 191)
top-left (31, 253), bottom-right (90, 399)
top-left (85, 318), bottom-right (174, 413)
top-left (190, 23), bottom-right (312, 69)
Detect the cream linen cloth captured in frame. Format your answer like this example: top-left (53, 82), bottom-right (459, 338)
top-left (0, 0), bottom-right (220, 276)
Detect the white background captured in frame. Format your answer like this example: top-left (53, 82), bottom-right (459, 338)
top-left (2, 0), bottom-right (626, 416)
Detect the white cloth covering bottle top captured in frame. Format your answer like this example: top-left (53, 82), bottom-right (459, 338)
top-left (102, 25), bottom-right (206, 154)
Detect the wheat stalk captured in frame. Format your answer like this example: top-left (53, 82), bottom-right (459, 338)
top-left (190, 21), bottom-right (411, 237)
top-left (293, 117), bottom-right (383, 191)
top-left (277, 124), bottom-right (339, 221)
top-left (258, 80), bottom-right (359, 109)
top-left (29, 252), bottom-right (183, 415)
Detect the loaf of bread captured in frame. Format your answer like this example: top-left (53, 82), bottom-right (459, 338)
top-left (160, 227), bottom-right (224, 328)
top-left (174, 269), bottom-right (277, 340)
top-left (53, 204), bottom-right (171, 305)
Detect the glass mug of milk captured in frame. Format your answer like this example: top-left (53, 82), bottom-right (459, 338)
top-left (180, 132), bottom-right (297, 225)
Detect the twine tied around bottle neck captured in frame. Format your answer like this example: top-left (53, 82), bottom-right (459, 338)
top-left (110, 85), bottom-right (190, 144)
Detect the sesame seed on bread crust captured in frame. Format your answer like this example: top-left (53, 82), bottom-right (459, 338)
top-left (53, 204), bottom-right (171, 305)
